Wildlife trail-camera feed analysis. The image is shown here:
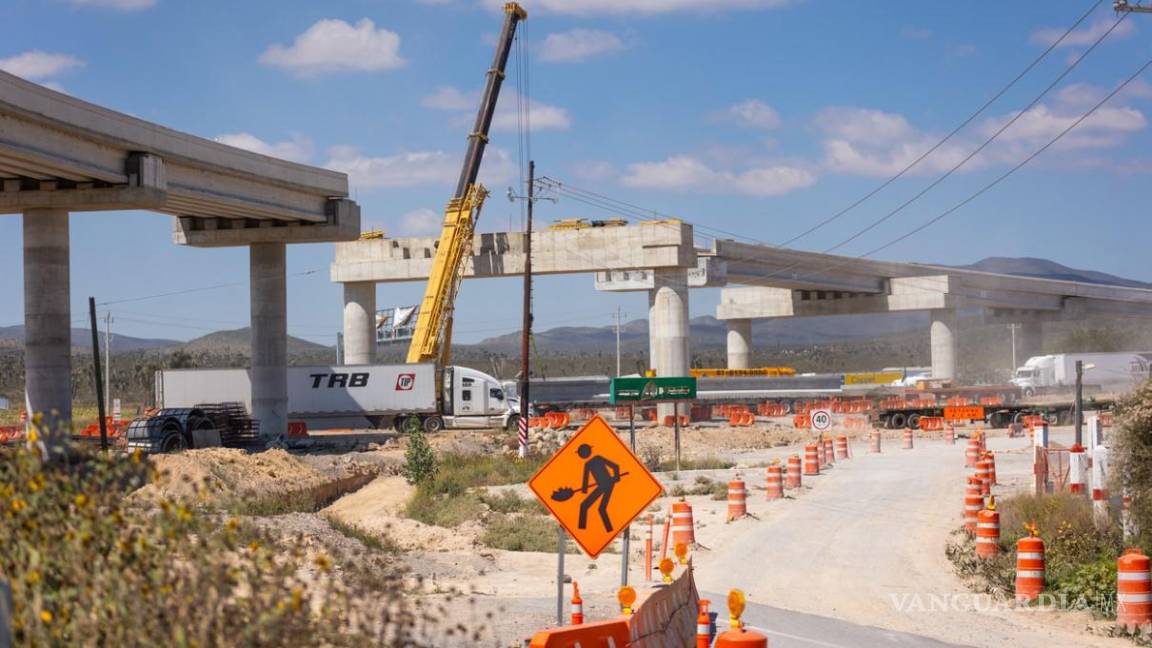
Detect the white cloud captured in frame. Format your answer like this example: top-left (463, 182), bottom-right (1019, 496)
top-left (483, 0), bottom-right (792, 15)
top-left (1030, 17), bottom-right (1134, 48)
top-left (398, 208), bottom-right (443, 236)
top-left (814, 97), bottom-right (1148, 178)
top-left (622, 155), bottom-right (815, 196)
top-left (422, 86), bottom-right (475, 111)
top-left (422, 85), bottom-right (571, 131)
top-left (0, 51), bottom-right (84, 80)
top-left (902, 26), bottom-right (932, 40)
top-left (539, 29), bottom-right (626, 63)
top-left (325, 145), bottom-right (515, 190)
top-left (260, 19), bottom-right (405, 77)
top-left (713, 99), bottom-right (780, 129)
top-left (214, 133), bottom-right (314, 163)
top-left (69, 0), bottom-right (155, 9)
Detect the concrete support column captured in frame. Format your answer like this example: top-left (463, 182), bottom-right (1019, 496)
top-left (23, 209), bottom-right (71, 434)
top-left (726, 319), bottom-right (752, 370)
top-left (1016, 320), bottom-right (1043, 364)
top-left (930, 309), bottom-right (957, 381)
top-left (342, 282), bottom-right (376, 365)
top-left (250, 242), bottom-right (287, 443)
top-left (649, 268), bottom-right (690, 419)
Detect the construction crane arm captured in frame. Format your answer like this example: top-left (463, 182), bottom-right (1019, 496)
top-left (406, 3), bottom-right (526, 365)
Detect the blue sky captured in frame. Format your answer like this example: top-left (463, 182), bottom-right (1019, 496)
top-left (2, 0), bottom-right (1151, 346)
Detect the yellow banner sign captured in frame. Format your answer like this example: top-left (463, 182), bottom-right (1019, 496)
top-left (844, 372), bottom-right (904, 386)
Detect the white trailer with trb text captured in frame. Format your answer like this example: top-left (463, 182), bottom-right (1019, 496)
top-left (155, 364), bottom-right (516, 433)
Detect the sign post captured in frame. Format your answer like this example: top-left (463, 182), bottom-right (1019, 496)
top-left (530, 415), bottom-right (665, 603)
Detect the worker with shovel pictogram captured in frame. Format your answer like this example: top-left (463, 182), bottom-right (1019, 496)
top-left (550, 443), bottom-right (627, 533)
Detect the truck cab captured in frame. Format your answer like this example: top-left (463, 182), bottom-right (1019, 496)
top-left (440, 366), bottom-right (514, 430)
top-left (1011, 356), bottom-right (1054, 397)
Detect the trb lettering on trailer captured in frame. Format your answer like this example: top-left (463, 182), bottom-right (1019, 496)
top-left (308, 373), bottom-right (369, 389)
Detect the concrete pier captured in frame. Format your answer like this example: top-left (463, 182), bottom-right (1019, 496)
top-left (342, 282), bottom-right (376, 365)
top-left (23, 209), bottom-right (71, 433)
top-left (930, 309), bottom-right (957, 381)
top-left (649, 268), bottom-right (690, 419)
top-left (250, 243), bottom-right (287, 443)
top-left (726, 319), bottom-right (752, 370)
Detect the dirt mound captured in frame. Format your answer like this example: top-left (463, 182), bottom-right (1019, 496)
top-left (323, 476), bottom-right (481, 552)
top-left (134, 448), bottom-right (329, 504)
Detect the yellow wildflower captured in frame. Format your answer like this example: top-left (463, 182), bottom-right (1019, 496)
top-left (74, 494), bottom-right (88, 508)
top-left (314, 554), bottom-right (333, 572)
top-left (40, 610), bottom-right (52, 624)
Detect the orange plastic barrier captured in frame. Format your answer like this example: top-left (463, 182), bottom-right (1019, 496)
top-left (919, 416), bottom-right (944, 432)
top-left (980, 396), bottom-right (1004, 407)
top-left (728, 412), bottom-right (755, 427)
top-left (727, 479), bottom-right (747, 521)
top-left (816, 439), bottom-right (827, 468)
top-left (835, 435), bottom-right (849, 460)
top-left (976, 502), bottom-right (1000, 559)
top-left (1118, 548), bottom-right (1152, 629)
top-left (965, 438), bottom-right (980, 468)
top-left (985, 452), bottom-right (998, 486)
top-left (714, 628), bottom-right (768, 647)
top-left (664, 414), bottom-right (690, 427)
top-left (963, 477), bottom-right (982, 533)
top-left (528, 619), bottom-right (631, 647)
top-left (976, 456), bottom-right (993, 496)
top-left (792, 414), bottom-right (811, 430)
top-left (1015, 535), bottom-right (1045, 603)
top-left (786, 455), bottom-right (802, 489)
top-left (803, 444), bottom-right (820, 476)
top-left (869, 429), bottom-right (881, 453)
top-left (902, 428), bottom-right (914, 450)
top-left (823, 438), bottom-right (835, 467)
top-left (765, 464), bottom-right (783, 500)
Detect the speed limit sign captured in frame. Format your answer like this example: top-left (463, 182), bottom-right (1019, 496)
top-left (811, 409), bottom-right (833, 432)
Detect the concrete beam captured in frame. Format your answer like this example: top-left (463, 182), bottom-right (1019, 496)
top-left (23, 208), bottom-right (71, 435)
top-left (331, 222), bottom-right (696, 284)
top-left (594, 256), bottom-right (726, 291)
top-left (174, 198), bottom-right (360, 247)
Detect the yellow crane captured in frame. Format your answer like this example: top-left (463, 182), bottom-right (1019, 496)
top-left (406, 2), bottom-right (527, 365)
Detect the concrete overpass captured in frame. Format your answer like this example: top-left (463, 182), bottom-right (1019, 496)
top-left (1, 71), bottom-right (360, 439)
top-left (331, 220), bottom-right (1152, 383)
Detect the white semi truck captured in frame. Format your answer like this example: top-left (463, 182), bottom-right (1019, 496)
top-left (1011, 352), bottom-right (1152, 397)
top-left (155, 364), bottom-right (517, 434)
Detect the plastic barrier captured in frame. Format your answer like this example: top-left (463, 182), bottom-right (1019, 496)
top-left (963, 477), bottom-right (982, 533)
top-left (902, 428), bottom-right (914, 450)
top-left (803, 444), bottom-right (820, 476)
top-left (792, 414), bottom-right (811, 430)
top-left (965, 438), bottom-right (980, 468)
top-left (765, 464), bottom-right (783, 500)
top-left (528, 619), bottom-right (631, 647)
top-left (976, 499), bottom-right (1000, 558)
top-left (823, 438), bottom-right (835, 467)
top-left (869, 429), bottom-right (881, 453)
top-left (1016, 534), bottom-right (1046, 603)
top-left (727, 479), bottom-right (747, 521)
top-left (919, 416), bottom-right (944, 432)
top-left (1117, 548), bottom-right (1152, 630)
top-left (835, 435), bottom-right (849, 460)
top-left (672, 499), bottom-right (696, 547)
top-left (786, 455), bottom-right (802, 488)
top-left (665, 414), bottom-right (690, 427)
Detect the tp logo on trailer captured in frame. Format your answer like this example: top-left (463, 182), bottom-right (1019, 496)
top-left (811, 409), bottom-right (833, 432)
top-left (395, 373), bottom-right (416, 391)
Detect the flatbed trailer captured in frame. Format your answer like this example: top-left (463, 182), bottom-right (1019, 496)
top-left (870, 396), bottom-right (1115, 430)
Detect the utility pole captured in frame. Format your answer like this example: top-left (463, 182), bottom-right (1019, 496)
top-left (519, 160), bottom-right (536, 460)
top-left (1075, 360), bottom-right (1084, 446)
top-left (1009, 323), bottom-right (1019, 374)
top-left (614, 306), bottom-right (626, 377)
top-left (103, 311), bottom-right (113, 412)
top-left (88, 298), bottom-right (108, 452)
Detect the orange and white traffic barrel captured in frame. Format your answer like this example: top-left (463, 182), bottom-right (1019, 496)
top-left (727, 478), bottom-right (747, 521)
top-left (963, 476), bottom-right (982, 533)
top-left (1118, 548), bottom-right (1152, 630)
top-left (976, 456), bottom-right (992, 496)
top-left (869, 429), bottom-right (881, 453)
top-left (1015, 532), bottom-right (1045, 603)
top-left (985, 452), bottom-right (998, 486)
top-left (804, 444), bottom-right (820, 476)
top-left (766, 464), bottom-right (783, 500)
top-left (903, 427), bottom-right (914, 450)
top-left (571, 581), bottom-right (584, 625)
top-left (965, 437), bottom-right (980, 468)
top-left (824, 437), bottom-right (836, 466)
top-left (696, 599), bottom-right (712, 648)
top-left (975, 497), bottom-right (1000, 559)
top-left (786, 454), bottom-right (802, 488)
top-left (816, 439), bottom-right (827, 468)
top-left (835, 435), bottom-right (849, 460)
top-left (672, 498), bottom-right (696, 547)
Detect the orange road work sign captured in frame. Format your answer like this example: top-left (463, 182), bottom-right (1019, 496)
top-left (529, 415), bottom-right (664, 558)
top-left (944, 406), bottom-right (985, 421)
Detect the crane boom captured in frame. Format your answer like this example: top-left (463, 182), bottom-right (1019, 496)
top-left (406, 3), bottom-right (527, 365)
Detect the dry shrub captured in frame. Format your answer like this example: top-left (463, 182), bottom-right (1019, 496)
top-left (0, 436), bottom-right (438, 647)
top-left (1112, 379), bottom-right (1152, 549)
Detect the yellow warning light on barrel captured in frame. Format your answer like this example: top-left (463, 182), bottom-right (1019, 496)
top-left (659, 557), bottom-right (675, 584)
top-left (618, 586), bottom-right (637, 615)
top-left (674, 541), bottom-right (688, 565)
top-left (728, 589), bottom-right (747, 629)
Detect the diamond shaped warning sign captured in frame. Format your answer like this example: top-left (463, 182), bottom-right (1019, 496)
top-left (529, 415), bottom-right (664, 559)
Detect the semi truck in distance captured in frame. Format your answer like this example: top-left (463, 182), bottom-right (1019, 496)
top-left (1011, 352), bottom-right (1152, 397)
top-left (154, 364), bottom-right (516, 434)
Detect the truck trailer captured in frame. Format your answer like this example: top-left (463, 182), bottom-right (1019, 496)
top-left (155, 364), bottom-right (516, 434)
top-left (1010, 352), bottom-right (1152, 397)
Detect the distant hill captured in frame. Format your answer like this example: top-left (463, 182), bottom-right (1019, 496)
top-left (954, 257), bottom-right (1152, 290)
top-left (0, 326), bottom-right (180, 352)
top-left (178, 328), bottom-right (331, 355)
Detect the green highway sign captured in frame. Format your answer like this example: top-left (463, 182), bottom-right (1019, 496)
top-left (609, 377), bottom-right (697, 404)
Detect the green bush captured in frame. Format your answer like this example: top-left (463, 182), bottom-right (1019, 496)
top-left (404, 487), bottom-right (482, 528)
top-left (0, 437), bottom-right (427, 646)
top-left (403, 429), bottom-right (438, 486)
top-left (1054, 559), bottom-right (1116, 619)
top-left (481, 514), bottom-right (557, 552)
top-left (1112, 379), bottom-right (1152, 550)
